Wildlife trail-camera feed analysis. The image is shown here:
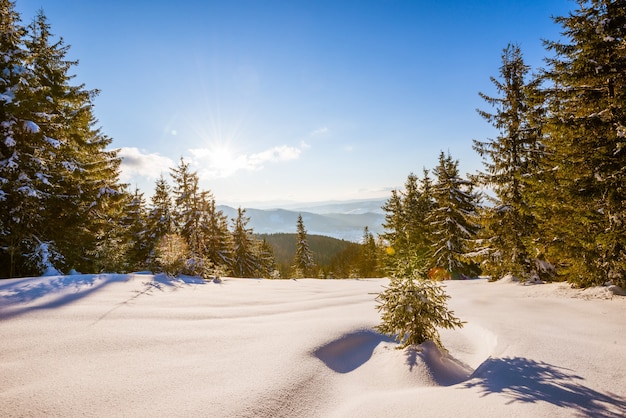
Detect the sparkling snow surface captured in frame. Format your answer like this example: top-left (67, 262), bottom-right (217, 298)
top-left (1, 275), bottom-right (625, 417)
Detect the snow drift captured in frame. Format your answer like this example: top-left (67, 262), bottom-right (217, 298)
top-left (1, 274), bottom-right (625, 417)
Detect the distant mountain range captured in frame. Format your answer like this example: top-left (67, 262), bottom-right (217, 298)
top-left (218, 199), bottom-right (386, 242)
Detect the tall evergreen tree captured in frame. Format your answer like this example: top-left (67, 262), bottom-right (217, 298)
top-left (121, 188), bottom-right (149, 271)
top-left (24, 8), bottom-right (124, 274)
top-left (429, 152), bottom-right (481, 279)
top-left (542, 0), bottom-right (626, 287)
top-left (201, 196), bottom-right (233, 274)
top-left (0, 0), bottom-right (39, 276)
top-left (292, 214), bottom-right (315, 278)
top-left (381, 170), bottom-right (435, 278)
top-left (170, 157), bottom-right (203, 255)
top-left (473, 43), bottom-right (546, 281)
top-left (146, 175), bottom-right (174, 258)
top-left (359, 226), bottom-right (380, 278)
top-left (256, 238), bottom-right (278, 279)
top-left (0, 5), bottom-right (123, 275)
top-left (381, 189), bottom-right (406, 257)
top-left (230, 207), bottom-right (258, 278)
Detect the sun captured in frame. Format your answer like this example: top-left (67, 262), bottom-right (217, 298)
top-left (211, 143), bottom-right (234, 165)
top-left (206, 141), bottom-right (247, 178)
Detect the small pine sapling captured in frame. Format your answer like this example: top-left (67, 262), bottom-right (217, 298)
top-left (375, 271), bottom-right (464, 349)
top-left (154, 233), bottom-right (189, 277)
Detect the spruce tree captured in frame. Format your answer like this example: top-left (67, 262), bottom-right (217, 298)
top-left (230, 207), bottom-right (258, 278)
top-left (24, 8), bottom-right (124, 273)
top-left (170, 157), bottom-right (203, 255)
top-left (359, 226), bottom-right (380, 278)
top-left (381, 171), bottom-right (435, 278)
top-left (375, 264), bottom-right (464, 349)
top-left (473, 43), bottom-right (546, 281)
top-left (429, 152), bottom-right (481, 279)
top-left (542, 0), bottom-right (626, 287)
top-left (121, 188), bottom-right (149, 271)
top-left (381, 189), bottom-right (406, 259)
top-left (201, 196), bottom-right (233, 275)
top-left (256, 238), bottom-right (278, 279)
top-left (292, 214), bottom-right (315, 278)
top-left (146, 175), bottom-right (174, 266)
top-left (0, 0), bottom-right (38, 276)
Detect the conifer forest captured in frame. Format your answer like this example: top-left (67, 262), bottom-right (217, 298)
top-left (1, 0), bottom-right (625, 289)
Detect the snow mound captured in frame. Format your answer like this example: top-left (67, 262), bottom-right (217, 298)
top-left (314, 330), bottom-right (481, 388)
top-left (609, 284), bottom-right (626, 296)
top-left (313, 330), bottom-right (395, 373)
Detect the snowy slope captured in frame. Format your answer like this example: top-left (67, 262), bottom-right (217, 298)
top-left (1, 274), bottom-right (625, 417)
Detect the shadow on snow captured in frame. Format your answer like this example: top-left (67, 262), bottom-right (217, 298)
top-left (313, 330), bottom-right (395, 373)
top-left (0, 273), bottom-right (208, 320)
top-left (463, 356), bottom-right (626, 417)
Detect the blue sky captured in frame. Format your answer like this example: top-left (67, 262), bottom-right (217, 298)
top-left (16, 0), bottom-right (572, 206)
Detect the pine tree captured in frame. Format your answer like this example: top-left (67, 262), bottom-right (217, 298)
top-left (24, 8), bottom-right (124, 274)
top-left (0, 0), bottom-right (39, 277)
top-left (429, 152), bottom-right (481, 279)
top-left (473, 43), bottom-right (546, 281)
top-left (154, 233), bottom-right (189, 277)
top-left (381, 188), bottom-right (406, 259)
top-left (256, 238), bottom-right (278, 279)
top-left (230, 207), bottom-right (259, 278)
top-left (359, 226), bottom-right (380, 278)
top-left (201, 196), bottom-right (233, 275)
top-left (375, 262), bottom-right (464, 349)
top-left (542, 0), bottom-right (626, 287)
top-left (121, 188), bottom-right (149, 271)
top-left (170, 157), bottom-right (203, 255)
top-left (381, 171), bottom-right (435, 278)
top-left (146, 175), bottom-right (174, 267)
top-left (292, 214), bottom-right (315, 278)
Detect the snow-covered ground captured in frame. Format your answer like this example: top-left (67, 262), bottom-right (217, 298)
top-left (1, 274), bottom-right (625, 417)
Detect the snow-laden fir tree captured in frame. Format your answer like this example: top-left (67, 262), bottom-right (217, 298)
top-left (146, 175), bottom-right (174, 264)
top-left (375, 260), bottom-right (464, 349)
top-left (429, 152), bottom-right (481, 279)
top-left (26, 8), bottom-right (124, 274)
top-left (381, 170), bottom-right (435, 278)
top-left (121, 188), bottom-right (150, 271)
top-left (292, 214), bottom-right (315, 278)
top-left (256, 238), bottom-right (278, 279)
top-left (0, 0), bottom-right (39, 277)
top-left (541, 0), bottom-right (626, 287)
top-left (230, 207), bottom-right (259, 278)
top-left (204, 197), bottom-right (233, 275)
top-left (0, 4), bottom-right (124, 276)
top-left (473, 43), bottom-right (546, 281)
top-left (170, 157), bottom-right (203, 255)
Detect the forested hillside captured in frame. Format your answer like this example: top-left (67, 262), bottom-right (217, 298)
top-left (2, 1), bottom-right (624, 288)
top-left (258, 233), bottom-right (362, 278)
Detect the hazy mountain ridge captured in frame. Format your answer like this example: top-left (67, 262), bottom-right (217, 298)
top-left (218, 199), bottom-right (386, 242)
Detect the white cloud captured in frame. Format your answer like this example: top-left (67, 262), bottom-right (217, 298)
top-left (190, 144), bottom-right (302, 179)
top-left (310, 127), bottom-right (329, 137)
top-left (249, 145), bottom-right (301, 165)
top-left (118, 147), bottom-right (174, 181)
